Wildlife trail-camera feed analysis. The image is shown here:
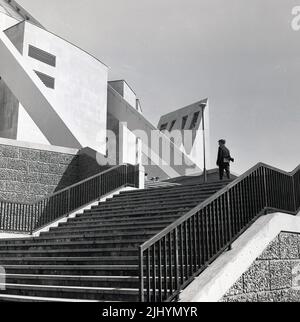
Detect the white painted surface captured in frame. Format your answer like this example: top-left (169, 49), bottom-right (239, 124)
top-left (0, 25), bottom-right (82, 148)
top-left (119, 122), bottom-right (139, 165)
top-left (123, 81), bottom-right (137, 108)
top-left (179, 212), bottom-right (300, 302)
top-left (13, 21), bottom-right (109, 153)
top-left (17, 104), bottom-right (50, 145)
top-left (0, 137), bottom-right (78, 154)
top-left (109, 80), bottom-right (137, 108)
top-left (0, 1), bottom-right (23, 22)
top-left (137, 164), bottom-right (145, 189)
top-left (158, 99), bottom-right (210, 170)
top-left (0, 233), bottom-right (28, 239)
top-left (0, 0), bottom-right (43, 28)
top-left (0, 11), bottom-right (19, 31)
top-left (107, 85), bottom-right (201, 179)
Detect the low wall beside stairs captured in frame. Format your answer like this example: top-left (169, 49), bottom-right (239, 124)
top-left (0, 139), bottom-right (109, 203)
top-left (221, 232), bottom-right (300, 302)
top-left (179, 213), bottom-right (300, 303)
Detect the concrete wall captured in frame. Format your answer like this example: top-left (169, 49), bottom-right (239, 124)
top-left (20, 22), bottom-right (108, 153)
top-left (107, 85), bottom-right (201, 180)
top-left (1, 20), bottom-right (109, 153)
top-left (0, 140), bottom-right (110, 203)
top-left (0, 0), bottom-right (42, 28)
top-left (0, 142), bottom-right (79, 202)
top-left (109, 80), bottom-right (137, 109)
top-left (157, 99), bottom-right (210, 170)
top-left (0, 78), bottom-right (19, 139)
top-left (179, 213), bottom-right (300, 302)
top-left (221, 232), bottom-right (300, 302)
top-left (0, 11), bottom-right (19, 31)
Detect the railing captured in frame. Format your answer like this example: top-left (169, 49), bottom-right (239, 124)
top-left (139, 162), bottom-right (300, 302)
top-left (0, 164), bottom-right (139, 234)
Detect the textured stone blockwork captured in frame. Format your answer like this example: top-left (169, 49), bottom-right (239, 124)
top-left (0, 144), bottom-right (81, 203)
top-left (221, 232), bottom-right (300, 302)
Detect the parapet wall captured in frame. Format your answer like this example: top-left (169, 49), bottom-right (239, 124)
top-left (221, 232), bottom-right (300, 302)
top-left (179, 213), bottom-right (300, 303)
top-left (0, 140), bottom-right (109, 203)
top-left (0, 142), bottom-right (79, 202)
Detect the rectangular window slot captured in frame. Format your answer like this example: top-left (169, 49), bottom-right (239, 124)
top-left (29, 45), bottom-right (56, 67)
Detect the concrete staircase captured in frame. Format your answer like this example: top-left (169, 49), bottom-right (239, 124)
top-left (145, 180), bottom-right (181, 189)
top-left (0, 180), bottom-right (231, 302)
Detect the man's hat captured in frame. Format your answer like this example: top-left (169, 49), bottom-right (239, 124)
top-left (218, 139), bottom-right (226, 144)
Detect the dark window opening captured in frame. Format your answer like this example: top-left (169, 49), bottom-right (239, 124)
top-left (160, 123), bottom-right (168, 131)
top-left (181, 116), bottom-right (188, 129)
top-left (29, 45), bottom-right (56, 67)
top-left (169, 120), bottom-right (176, 131)
top-left (189, 112), bottom-right (200, 129)
top-left (35, 71), bottom-right (55, 89)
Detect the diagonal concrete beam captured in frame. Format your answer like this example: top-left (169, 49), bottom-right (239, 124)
top-left (0, 30), bottom-right (81, 148)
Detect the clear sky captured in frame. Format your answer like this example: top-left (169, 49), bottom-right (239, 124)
top-left (18, 0), bottom-right (300, 174)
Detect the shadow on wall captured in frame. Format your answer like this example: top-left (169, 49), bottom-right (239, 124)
top-left (52, 147), bottom-right (113, 193)
top-left (0, 144), bottom-right (116, 231)
top-left (33, 148), bottom-right (114, 230)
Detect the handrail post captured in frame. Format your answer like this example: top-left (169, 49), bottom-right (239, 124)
top-left (30, 204), bottom-right (34, 235)
top-left (139, 246), bottom-right (144, 302)
top-left (292, 176), bottom-right (297, 213)
top-left (226, 191), bottom-right (233, 250)
top-left (263, 167), bottom-right (268, 209)
top-left (67, 189), bottom-right (71, 217)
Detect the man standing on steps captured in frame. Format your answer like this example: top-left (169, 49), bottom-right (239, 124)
top-left (216, 139), bottom-right (234, 180)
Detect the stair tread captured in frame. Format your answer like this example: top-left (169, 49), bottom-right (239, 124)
top-left (0, 283), bottom-right (139, 293)
top-left (0, 294), bottom-right (100, 302)
top-left (1, 273), bottom-right (138, 280)
top-left (0, 180), bottom-right (230, 302)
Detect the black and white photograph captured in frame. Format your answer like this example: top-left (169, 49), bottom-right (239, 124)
top-left (0, 0), bottom-right (299, 310)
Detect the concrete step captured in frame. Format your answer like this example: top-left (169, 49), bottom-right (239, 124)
top-left (0, 179), bottom-right (230, 302)
top-left (0, 256), bottom-right (139, 265)
top-left (36, 230), bottom-right (157, 242)
top-left (85, 201), bottom-right (200, 213)
top-left (49, 223), bottom-right (168, 235)
top-left (0, 294), bottom-right (100, 302)
top-left (57, 218), bottom-right (176, 230)
top-left (95, 198), bottom-right (208, 211)
top-left (0, 247), bottom-right (139, 257)
top-left (65, 212), bottom-right (183, 225)
top-left (0, 283), bottom-right (139, 301)
top-left (119, 181), bottom-right (231, 196)
top-left (73, 208), bottom-right (188, 220)
top-left (1, 273), bottom-right (139, 288)
top-left (1, 264), bottom-right (139, 277)
top-left (102, 190), bottom-right (218, 203)
top-left (0, 239), bottom-right (145, 250)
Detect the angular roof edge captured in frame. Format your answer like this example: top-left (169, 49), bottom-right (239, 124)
top-left (3, 0), bottom-right (44, 29)
top-left (159, 98), bottom-right (209, 121)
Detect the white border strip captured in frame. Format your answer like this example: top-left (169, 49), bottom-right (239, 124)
top-left (179, 212), bottom-right (300, 302)
top-left (0, 137), bottom-right (79, 154)
top-left (0, 186), bottom-right (137, 239)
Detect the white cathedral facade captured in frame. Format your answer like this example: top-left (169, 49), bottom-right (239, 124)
top-left (0, 0), bottom-right (210, 180)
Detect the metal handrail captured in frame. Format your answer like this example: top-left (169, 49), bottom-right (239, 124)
top-left (0, 163), bottom-right (139, 234)
top-left (139, 162), bottom-right (300, 302)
